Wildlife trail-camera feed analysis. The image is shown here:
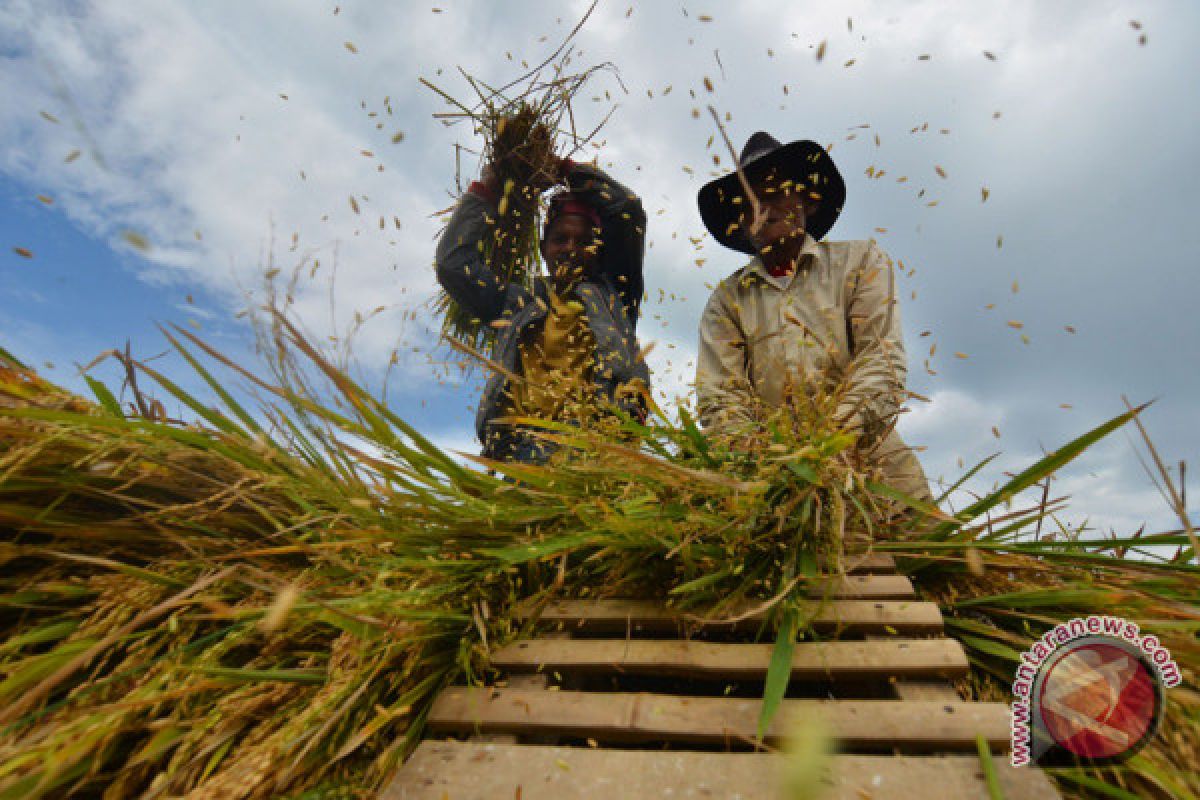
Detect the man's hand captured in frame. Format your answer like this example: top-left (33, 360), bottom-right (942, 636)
top-left (528, 156), bottom-right (569, 193)
top-left (480, 156), bottom-right (568, 200)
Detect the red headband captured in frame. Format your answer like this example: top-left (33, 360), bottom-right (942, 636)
top-left (546, 194), bottom-right (602, 232)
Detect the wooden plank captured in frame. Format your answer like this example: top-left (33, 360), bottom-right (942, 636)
top-left (492, 637), bottom-right (968, 682)
top-left (382, 741), bottom-right (1062, 800)
top-left (866, 634), bottom-right (963, 702)
top-left (847, 552), bottom-right (897, 573)
top-left (892, 680), bottom-right (963, 702)
top-left (522, 598), bottom-right (943, 635)
top-left (427, 688), bottom-right (1012, 751)
top-left (469, 674), bottom-right (549, 745)
top-left (815, 572), bottom-right (915, 599)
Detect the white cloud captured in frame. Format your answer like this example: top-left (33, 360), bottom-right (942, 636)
top-left (2, 0), bottom-right (451, 375)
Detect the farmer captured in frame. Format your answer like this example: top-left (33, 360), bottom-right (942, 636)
top-left (694, 131), bottom-right (933, 507)
top-left (436, 156), bottom-right (650, 465)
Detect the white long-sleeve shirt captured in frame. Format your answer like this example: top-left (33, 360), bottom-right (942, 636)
top-left (695, 234), bottom-right (932, 503)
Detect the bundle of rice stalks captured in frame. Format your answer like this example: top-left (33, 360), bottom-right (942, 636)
top-left (0, 320), bottom-right (1196, 798)
top-left (424, 33), bottom-right (618, 352)
top-left (432, 102), bottom-right (556, 351)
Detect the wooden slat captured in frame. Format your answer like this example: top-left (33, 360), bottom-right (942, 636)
top-left (892, 680), bottom-right (962, 702)
top-left (427, 688), bottom-right (1011, 751)
top-left (383, 741), bottom-right (1061, 800)
top-left (492, 637), bottom-right (968, 682)
top-left (469, 673), bottom-right (549, 745)
top-left (523, 598), bottom-right (943, 635)
top-left (815, 572), bottom-right (915, 599)
top-left (847, 552), bottom-right (897, 573)
top-left (867, 634), bottom-right (963, 702)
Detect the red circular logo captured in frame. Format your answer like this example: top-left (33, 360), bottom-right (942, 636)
top-left (1036, 639), bottom-right (1161, 760)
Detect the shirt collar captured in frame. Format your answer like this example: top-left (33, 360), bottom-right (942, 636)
top-left (743, 233), bottom-right (821, 288)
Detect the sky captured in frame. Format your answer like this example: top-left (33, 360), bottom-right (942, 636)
top-left (1, 0), bottom-right (1197, 542)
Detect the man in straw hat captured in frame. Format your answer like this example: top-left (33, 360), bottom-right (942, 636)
top-left (437, 156), bottom-right (650, 465)
top-left (694, 131), bottom-right (933, 509)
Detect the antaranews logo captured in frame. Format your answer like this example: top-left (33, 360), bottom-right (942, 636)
top-left (1010, 615), bottom-right (1179, 767)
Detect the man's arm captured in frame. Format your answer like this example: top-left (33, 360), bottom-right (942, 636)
top-left (836, 241), bottom-right (908, 439)
top-left (434, 182), bottom-right (525, 325)
top-left (565, 162), bottom-right (647, 325)
top-left (696, 283), bottom-right (759, 433)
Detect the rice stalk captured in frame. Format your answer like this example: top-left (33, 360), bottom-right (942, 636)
top-left (424, 45), bottom-right (619, 352)
top-left (0, 319), bottom-right (1196, 798)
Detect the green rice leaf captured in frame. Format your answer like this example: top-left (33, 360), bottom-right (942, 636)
top-left (0, 344), bottom-right (29, 369)
top-left (955, 633), bottom-right (1025, 663)
top-left (757, 603), bottom-right (798, 742)
top-left (478, 531), bottom-right (594, 563)
top-left (191, 666), bottom-right (327, 685)
top-left (785, 460), bottom-right (818, 484)
top-left (975, 735), bottom-right (1006, 800)
top-left (83, 376), bottom-right (123, 417)
top-left (1043, 769), bottom-right (1144, 799)
top-left (934, 405), bottom-right (1145, 537)
top-left (668, 568), bottom-right (731, 596)
top-left (934, 453), bottom-right (999, 505)
top-left (0, 620), bottom-right (77, 656)
top-left (161, 324), bottom-right (264, 434)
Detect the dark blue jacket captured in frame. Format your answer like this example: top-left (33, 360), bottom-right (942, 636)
top-left (435, 163), bottom-right (650, 462)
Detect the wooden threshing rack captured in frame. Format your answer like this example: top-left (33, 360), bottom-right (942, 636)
top-left (383, 554), bottom-right (1060, 798)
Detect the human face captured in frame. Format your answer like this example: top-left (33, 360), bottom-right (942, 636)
top-left (745, 175), bottom-right (814, 255)
top-left (541, 213), bottom-right (601, 289)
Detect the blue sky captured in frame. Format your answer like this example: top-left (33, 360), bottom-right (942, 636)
top-left (0, 164), bottom-right (472, 435)
top-left (2, 0), bottom-right (1197, 540)
top-left (2, 172), bottom-right (202, 371)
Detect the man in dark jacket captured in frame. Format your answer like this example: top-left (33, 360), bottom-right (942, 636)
top-left (436, 157), bottom-right (650, 464)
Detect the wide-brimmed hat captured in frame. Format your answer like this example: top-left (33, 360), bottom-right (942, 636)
top-left (697, 132), bottom-right (845, 254)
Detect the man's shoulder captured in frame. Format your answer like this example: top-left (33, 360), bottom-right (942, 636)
top-left (817, 237), bottom-right (892, 271)
top-left (712, 262), bottom-right (761, 294)
top-left (818, 236), bottom-right (884, 256)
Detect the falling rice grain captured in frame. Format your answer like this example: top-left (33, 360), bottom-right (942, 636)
top-left (259, 584), bottom-right (300, 634)
top-left (121, 231), bottom-right (150, 251)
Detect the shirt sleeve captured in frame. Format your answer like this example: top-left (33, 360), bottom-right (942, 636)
top-left (695, 282), bottom-right (759, 433)
top-left (564, 162), bottom-right (647, 325)
top-left (434, 189), bottom-right (524, 325)
top-left (835, 241), bottom-right (908, 439)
